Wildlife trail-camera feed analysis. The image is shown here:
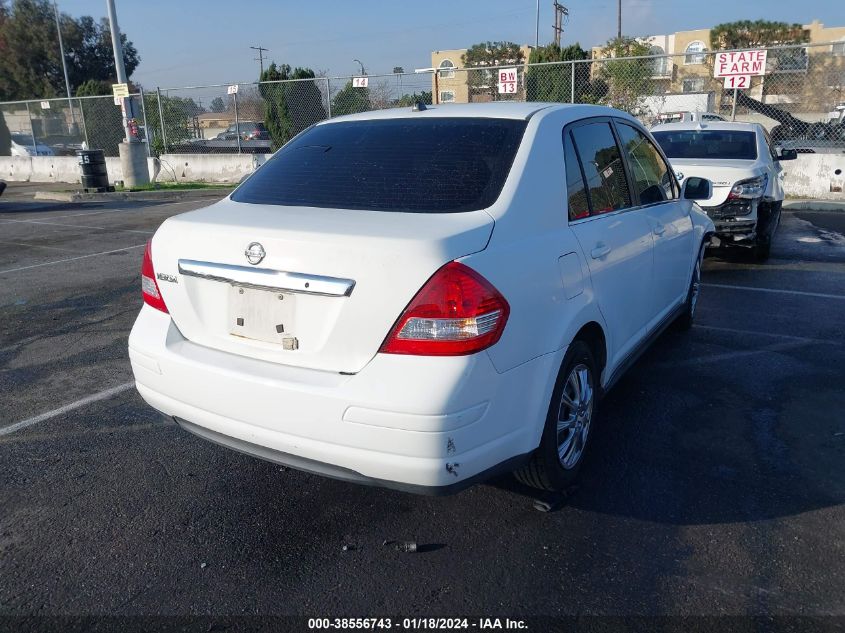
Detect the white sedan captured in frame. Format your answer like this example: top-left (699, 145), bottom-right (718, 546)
top-left (129, 103), bottom-right (714, 494)
top-left (651, 121), bottom-right (796, 261)
top-left (10, 133), bottom-right (55, 157)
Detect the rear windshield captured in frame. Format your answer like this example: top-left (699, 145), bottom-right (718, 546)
top-left (231, 117), bottom-right (527, 212)
top-left (652, 130), bottom-right (757, 160)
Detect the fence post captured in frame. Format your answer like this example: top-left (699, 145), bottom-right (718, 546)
top-left (731, 88), bottom-right (738, 122)
top-left (79, 100), bottom-right (89, 148)
top-left (570, 62), bottom-right (576, 104)
top-left (25, 101), bottom-right (37, 149)
top-left (138, 87), bottom-right (151, 157)
top-left (325, 77), bottom-right (332, 118)
top-left (233, 88), bottom-right (241, 154)
top-left (156, 87), bottom-right (167, 154)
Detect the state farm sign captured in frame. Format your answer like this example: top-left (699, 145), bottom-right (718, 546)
top-left (713, 50), bottom-right (768, 78)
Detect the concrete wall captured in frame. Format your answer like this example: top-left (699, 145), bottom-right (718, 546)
top-left (783, 153), bottom-right (845, 200)
top-left (4, 151), bottom-right (843, 201)
top-left (158, 153), bottom-right (270, 183)
top-left (0, 153), bottom-right (266, 185)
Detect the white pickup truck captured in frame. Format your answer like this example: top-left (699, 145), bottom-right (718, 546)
top-left (652, 121), bottom-right (797, 261)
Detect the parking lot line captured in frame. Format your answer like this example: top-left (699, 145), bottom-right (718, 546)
top-left (0, 239), bottom-right (83, 253)
top-left (694, 324), bottom-right (841, 344)
top-left (656, 339), bottom-right (811, 369)
top-left (703, 283), bottom-right (845, 301)
top-left (0, 218), bottom-right (154, 235)
top-left (0, 382), bottom-right (135, 437)
top-left (0, 244), bottom-right (146, 275)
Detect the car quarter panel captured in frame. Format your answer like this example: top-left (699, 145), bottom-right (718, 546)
top-left (129, 305), bottom-right (563, 486)
top-left (470, 108), bottom-right (611, 378)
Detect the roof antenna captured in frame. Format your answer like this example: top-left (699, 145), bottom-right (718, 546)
top-left (412, 101), bottom-right (427, 112)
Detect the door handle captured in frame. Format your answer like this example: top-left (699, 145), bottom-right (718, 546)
top-left (653, 223), bottom-right (666, 236)
top-left (590, 244), bottom-right (612, 259)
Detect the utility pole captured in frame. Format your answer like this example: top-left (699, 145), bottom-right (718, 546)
top-left (552, 1), bottom-right (568, 47)
top-left (250, 45), bottom-right (269, 76)
top-left (617, 0), bottom-right (622, 39)
top-left (53, 2), bottom-right (77, 133)
top-left (106, 0), bottom-right (148, 186)
top-left (535, 0), bottom-right (539, 49)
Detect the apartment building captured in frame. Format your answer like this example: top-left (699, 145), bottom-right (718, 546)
top-left (592, 20), bottom-right (845, 95)
top-left (429, 45), bottom-right (533, 104)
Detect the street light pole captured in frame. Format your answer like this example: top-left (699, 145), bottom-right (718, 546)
top-left (106, 0), bottom-right (131, 142)
top-left (53, 2), bottom-right (77, 133)
top-left (353, 59), bottom-right (365, 75)
top-left (106, 0), bottom-right (148, 186)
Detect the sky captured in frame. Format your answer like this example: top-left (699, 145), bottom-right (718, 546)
top-left (55, 0), bottom-right (845, 90)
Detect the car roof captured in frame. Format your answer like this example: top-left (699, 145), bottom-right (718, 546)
top-left (319, 102), bottom-right (624, 124)
top-left (651, 121), bottom-right (759, 133)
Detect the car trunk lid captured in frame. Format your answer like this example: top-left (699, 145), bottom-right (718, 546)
top-left (151, 199), bottom-right (495, 374)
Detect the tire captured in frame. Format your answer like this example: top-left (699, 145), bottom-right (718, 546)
top-left (514, 340), bottom-right (598, 492)
top-left (753, 201), bottom-right (781, 263)
top-left (753, 240), bottom-right (771, 263)
top-left (675, 241), bottom-right (705, 331)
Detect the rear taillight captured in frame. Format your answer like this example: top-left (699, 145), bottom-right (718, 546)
top-left (380, 261), bottom-right (509, 356)
top-left (141, 240), bottom-right (169, 313)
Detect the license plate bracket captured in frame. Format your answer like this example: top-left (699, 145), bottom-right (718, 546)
top-left (228, 285), bottom-right (296, 346)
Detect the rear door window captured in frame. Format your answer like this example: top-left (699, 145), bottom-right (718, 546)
top-left (615, 122), bottom-right (678, 205)
top-left (564, 132), bottom-right (590, 220)
top-left (569, 122), bottom-right (632, 215)
top-left (231, 118), bottom-right (527, 213)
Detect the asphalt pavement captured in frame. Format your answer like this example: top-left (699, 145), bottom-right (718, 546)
top-left (1, 184), bottom-right (844, 630)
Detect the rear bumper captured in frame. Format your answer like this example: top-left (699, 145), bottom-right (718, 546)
top-left (129, 305), bottom-right (561, 492)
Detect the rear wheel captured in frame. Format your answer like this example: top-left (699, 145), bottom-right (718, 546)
top-left (515, 340), bottom-right (598, 491)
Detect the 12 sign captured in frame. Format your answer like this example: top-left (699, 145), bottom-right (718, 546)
top-left (724, 75), bottom-right (751, 89)
top-left (497, 68), bottom-right (518, 94)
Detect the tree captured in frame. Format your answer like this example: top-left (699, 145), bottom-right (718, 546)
top-left (710, 20), bottom-right (808, 50)
top-left (526, 42), bottom-right (593, 103)
top-left (0, 0), bottom-right (140, 101)
top-left (331, 80), bottom-right (370, 117)
top-left (209, 97), bottom-right (226, 113)
top-left (462, 41), bottom-right (525, 101)
top-left (396, 91), bottom-right (432, 107)
top-left (259, 62), bottom-right (327, 151)
top-left (138, 92), bottom-right (202, 156)
top-left (596, 37), bottom-right (653, 113)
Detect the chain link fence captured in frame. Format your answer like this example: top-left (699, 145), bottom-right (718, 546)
top-left (2, 42), bottom-right (842, 158)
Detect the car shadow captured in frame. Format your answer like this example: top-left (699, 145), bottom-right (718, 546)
top-left (486, 324), bottom-right (845, 526)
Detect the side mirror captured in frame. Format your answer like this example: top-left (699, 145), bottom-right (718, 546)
top-left (777, 148), bottom-right (798, 161)
top-left (683, 176), bottom-right (712, 201)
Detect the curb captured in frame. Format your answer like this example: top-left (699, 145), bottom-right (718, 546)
top-left (33, 188), bottom-right (233, 203)
top-left (784, 200), bottom-right (845, 212)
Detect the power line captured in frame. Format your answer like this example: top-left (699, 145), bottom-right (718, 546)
top-left (250, 45), bottom-right (269, 76)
